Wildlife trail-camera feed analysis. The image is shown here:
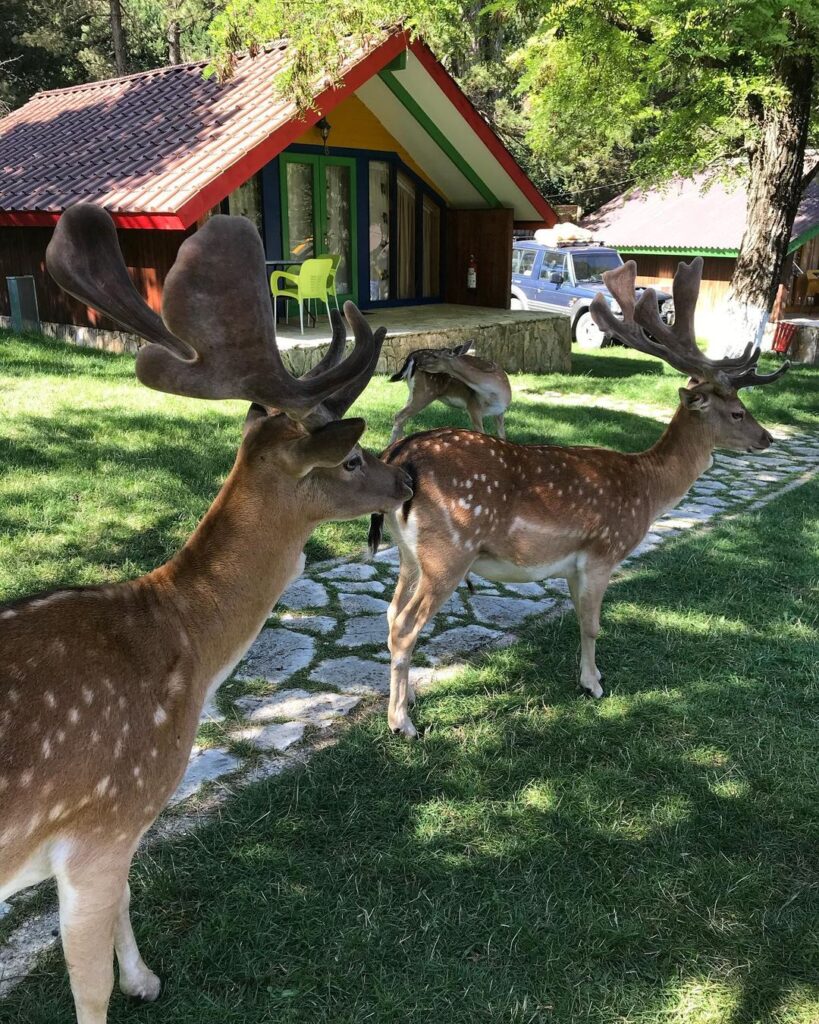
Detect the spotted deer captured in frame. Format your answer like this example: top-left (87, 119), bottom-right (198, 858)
top-left (388, 342), bottom-right (512, 442)
top-left (369, 258), bottom-right (789, 738)
top-left (0, 205), bottom-right (412, 1023)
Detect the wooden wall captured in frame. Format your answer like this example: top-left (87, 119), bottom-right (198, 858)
top-left (444, 208), bottom-right (513, 308)
top-left (0, 225), bottom-right (191, 329)
top-left (622, 252), bottom-right (736, 318)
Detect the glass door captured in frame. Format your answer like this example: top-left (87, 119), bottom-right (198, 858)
top-left (280, 154), bottom-right (358, 305)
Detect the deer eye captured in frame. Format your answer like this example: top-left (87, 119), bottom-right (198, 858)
top-left (731, 411), bottom-right (745, 421)
top-left (343, 454), bottom-right (363, 472)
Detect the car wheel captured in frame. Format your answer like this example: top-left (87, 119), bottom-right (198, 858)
top-left (510, 295), bottom-right (525, 311)
top-left (573, 310), bottom-right (606, 348)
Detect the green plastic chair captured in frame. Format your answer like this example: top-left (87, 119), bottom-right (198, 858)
top-left (325, 253), bottom-right (342, 311)
top-left (270, 257), bottom-right (333, 334)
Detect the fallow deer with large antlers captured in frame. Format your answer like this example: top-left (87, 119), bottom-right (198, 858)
top-left (388, 343), bottom-right (512, 442)
top-left (370, 257), bottom-right (788, 738)
top-left (0, 204), bottom-right (412, 1023)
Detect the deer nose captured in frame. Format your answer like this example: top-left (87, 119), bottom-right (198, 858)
top-left (761, 429), bottom-right (773, 448)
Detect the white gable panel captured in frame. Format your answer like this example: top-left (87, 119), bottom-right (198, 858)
top-left (355, 77), bottom-right (485, 206)
top-left (399, 51), bottom-right (543, 220)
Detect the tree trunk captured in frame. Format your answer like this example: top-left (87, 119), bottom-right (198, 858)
top-left (109, 0), bottom-right (128, 75)
top-left (168, 19), bottom-right (182, 64)
top-left (717, 55), bottom-right (813, 356)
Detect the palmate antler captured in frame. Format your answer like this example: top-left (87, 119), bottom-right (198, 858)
top-left (590, 258), bottom-right (789, 393)
top-left (46, 204), bottom-right (384, 419)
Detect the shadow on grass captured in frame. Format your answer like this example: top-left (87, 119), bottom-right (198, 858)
top-left (4, 483), bottom-right (816, 1023)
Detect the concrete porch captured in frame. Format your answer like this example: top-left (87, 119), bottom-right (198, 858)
top-left (275, 303), bottom-right (571, 376)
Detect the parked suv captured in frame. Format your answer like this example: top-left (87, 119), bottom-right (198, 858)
top-left (510, 242), bottom-right (674, 348)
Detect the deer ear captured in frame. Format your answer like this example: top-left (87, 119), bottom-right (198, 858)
top-left (243, 403), bottom-right (269, 437)
top-left (284, 418), bottom-right (367, 477)
top-left (456, 341), bottom-right (473, 356)
top-left (679, 386), bottom-right (711, 412)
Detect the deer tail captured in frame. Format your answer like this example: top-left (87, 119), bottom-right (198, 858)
top-left (368, 514), bottom-right (384, 557)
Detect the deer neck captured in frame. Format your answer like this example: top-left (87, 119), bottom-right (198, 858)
top-left (639, 405), bottom-right (715, 518)
top-left (148, 459), bottom-right (312, 698)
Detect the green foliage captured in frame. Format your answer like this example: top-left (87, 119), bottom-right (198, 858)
top-left (510, 0), bottom-right (819, 194)
top-left (207, 0), bottom-right (819, 206)
top-left (0, 0), bottom-right (225, 111)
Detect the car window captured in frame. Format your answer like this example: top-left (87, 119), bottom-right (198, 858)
top-left (511, 249), bottom-right (522, 274)
top-left (517, 249), bottom-right (537, 276)
top-left (571, 251), bottom-right (623, 283)
top-left (539, 251), bottom-right (566, 280)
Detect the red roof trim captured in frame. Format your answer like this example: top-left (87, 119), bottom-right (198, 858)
top-left (408, 40), bottom-right (556, 226)
top-left (0, 210), bottom-right (187, 229)
top-left (175, 30), bottom-right (410, 229)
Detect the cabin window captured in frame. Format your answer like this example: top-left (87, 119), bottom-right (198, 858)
top-left (227, 174), bottom-right (263, 234)
top-left (279, 154), bottom-right (358, 303)
top-left (368, 161), bottom-right (391, 300)
top-left (284, 161), bottom-right (315, 260)
top-left (396, 172), bottom-right (417, 300)
top-left (422, 196), bottom-right (441, 297)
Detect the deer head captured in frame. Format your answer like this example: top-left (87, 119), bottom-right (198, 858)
top-left (590, 258), bottom-right (789, 453)
top-left (46, 204), bottom-right (412, 520)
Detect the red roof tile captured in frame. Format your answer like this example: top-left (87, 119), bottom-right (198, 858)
top-left (582, 164), bottom-right (819, 254)
top-left (0, 34), bottom-right (398, 227)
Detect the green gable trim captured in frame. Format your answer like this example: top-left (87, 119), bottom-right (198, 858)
top-left (378, 68), bottom-right (501, 208)
top-left (788, 220), bottom-right (819, 253)
top-left (383, 50), bottom-right (407, 72)
top-left (618, 245), bottom-right (739, 258)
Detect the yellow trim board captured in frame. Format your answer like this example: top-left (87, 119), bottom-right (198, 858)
top-left (293, 93), bottom-right (444, 196)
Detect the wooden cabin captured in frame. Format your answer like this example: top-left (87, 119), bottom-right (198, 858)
top-left (582, 169), bottom-right (819, 335)
top-left (0, 29), bottom-right (556, 341)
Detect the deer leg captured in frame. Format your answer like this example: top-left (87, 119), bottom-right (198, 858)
top-left (389, 393), bottom-right (432, 444)
top-left (388, 568), bottom-right (464, 738)
top-left (570, 567), bottom-right (610, 698)
top-left (495, 412), bottom-right (506, 439)
top-left (115, 882), bottom-right (161, 1002)
top-left (388, 558), bottom-right (420, 704)
top-left (55, 846), bottom-right (133, 1024)
top-left (466, 397), bottom-right (486, 434)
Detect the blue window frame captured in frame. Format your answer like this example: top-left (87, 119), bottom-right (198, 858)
top-left (259, 143), bottom-right (446, 309)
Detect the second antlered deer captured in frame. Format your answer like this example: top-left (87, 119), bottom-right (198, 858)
top-left (369, 257), bottom-right (788, 738)
top-left (388, 342), bottom-right (512, 442)
top-left (0, 205), bottom-right (412, 1024)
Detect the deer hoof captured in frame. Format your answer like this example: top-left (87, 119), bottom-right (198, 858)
top-left (120, 969), bottom-right (161, 1003)
top-left (388, 713), bottom-right (418, 739)
top-left (580, 678), bottom-right (604, 699)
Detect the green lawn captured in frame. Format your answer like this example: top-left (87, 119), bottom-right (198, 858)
top-left (1, 331), bottom-right (817, 1023)
top-left (0, 330), bottom-right (816, 603)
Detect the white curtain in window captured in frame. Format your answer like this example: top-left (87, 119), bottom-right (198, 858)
top-left (227, 174), bottom-right (263, 234)
top-left (368, 162), bottom-right (391, 300)
top-left (396, 173), bottom-right (416, 300)
top-left (422, 196), bottom-right (440, 298)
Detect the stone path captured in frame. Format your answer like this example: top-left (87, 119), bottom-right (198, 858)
top-left (1, 415), bottom-right (816, 995)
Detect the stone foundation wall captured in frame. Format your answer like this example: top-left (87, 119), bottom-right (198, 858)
top-left (0, 316), bottom-right (141, 355)
top-left (281, 315), bottom-right (571, 377)
top-left (1, 311), bottom-right (572, 376)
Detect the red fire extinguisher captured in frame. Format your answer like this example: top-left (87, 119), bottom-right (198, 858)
top-left (467, 253), bottom-right (477, 290)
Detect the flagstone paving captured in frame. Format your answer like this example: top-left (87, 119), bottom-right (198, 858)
top-left (1, 417), bottom-right (816, 993)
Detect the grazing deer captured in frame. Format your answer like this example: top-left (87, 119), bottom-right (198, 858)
top-left (0, 204), bottom-right (412, 1024)
top-left (369, 258), bottom-right (788, 738)
top-left (388, 342), bottom-right (512, 442)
